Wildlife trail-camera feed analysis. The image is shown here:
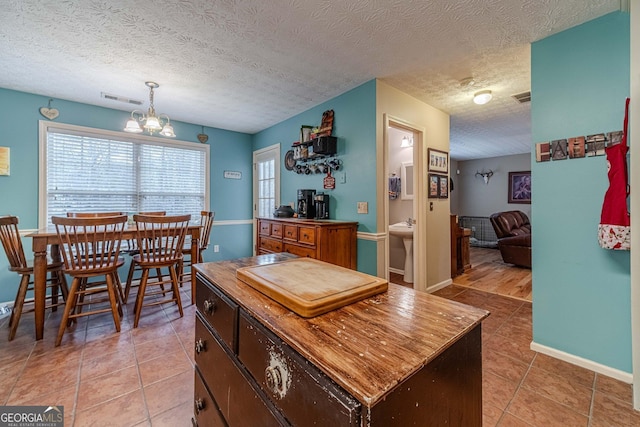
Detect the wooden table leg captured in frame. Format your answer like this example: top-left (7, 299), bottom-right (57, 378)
top-left (32, 237), bottom-right (48, 341)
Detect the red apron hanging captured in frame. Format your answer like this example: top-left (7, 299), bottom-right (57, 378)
top-left (598, 98), bottom-right (630, 250)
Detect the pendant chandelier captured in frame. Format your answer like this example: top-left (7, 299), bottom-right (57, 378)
top-left (124, 81), bottom-right (176, 137)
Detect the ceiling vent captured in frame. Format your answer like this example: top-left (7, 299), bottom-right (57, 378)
top-left (101, 92), bottom-right (143, 105)
top-left (512, 91), bottom-right (531, 104)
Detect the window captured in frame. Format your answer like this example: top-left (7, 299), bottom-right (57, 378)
top-left (39, 122), bottom-right (209, 227)
top-left (253, 144), bottom-right (280, 219)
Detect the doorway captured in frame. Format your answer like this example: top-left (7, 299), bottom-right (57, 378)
top-left (252, 143), bottom-right (280, 254)
top-left (383, 115), bottom-right (426, 290)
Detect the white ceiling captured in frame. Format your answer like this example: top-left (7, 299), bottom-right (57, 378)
top-left (0, 0), bottom-right (623, 160)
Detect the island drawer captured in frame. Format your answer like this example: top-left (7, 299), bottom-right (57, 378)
top-left (238, 311), bottom-right (361, 426)
top-left (195, 314), bottom-right (285, 426)
top-left (259, 237), bottom-right (283, 253)
top-left (193, 368), bottom-right (226, 427)
top-left (196, 275), bottom-right (238, 352)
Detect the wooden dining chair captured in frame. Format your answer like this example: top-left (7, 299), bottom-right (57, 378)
top-left (127, 214), bottom-right (190, 328)
top-left (178, 211), bottom-right (215, 287)
top-left (123, 211), bottom-right (166, 302)
top-left (0, 216), bottom-right (69, 341)
top-left (52, 214), bottom-right (127, 346)
top-left (66, 211), bottom-right (128, 302)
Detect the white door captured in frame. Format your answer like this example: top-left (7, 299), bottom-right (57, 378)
top-left (253, 144), bottom-right (280, 254)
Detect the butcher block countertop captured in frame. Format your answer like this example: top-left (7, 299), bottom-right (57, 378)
top-left (194, 253), bottom-right (489, 408)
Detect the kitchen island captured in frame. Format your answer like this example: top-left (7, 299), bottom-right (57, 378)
top-left (193, 253), bottom-right (489, 426)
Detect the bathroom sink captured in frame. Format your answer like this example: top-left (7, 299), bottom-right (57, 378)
top-left (389, 222), bottom-right (414, 238)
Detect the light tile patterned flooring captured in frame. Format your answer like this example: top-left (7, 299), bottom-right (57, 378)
top-left (1, 255), bottom-right (639, 426)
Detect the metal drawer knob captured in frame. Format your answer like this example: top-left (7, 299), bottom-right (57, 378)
top-left (265, 366), bottom-right (283, 394)
top-left (195, 338), bottom-right (206, 354)
top-left (194, 398), bottom-right (205, 414)
top-left (203, 298), bottom-right (216, 314)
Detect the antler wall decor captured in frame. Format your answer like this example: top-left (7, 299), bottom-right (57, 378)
top-left (475, 169), bottom-right (494, 184)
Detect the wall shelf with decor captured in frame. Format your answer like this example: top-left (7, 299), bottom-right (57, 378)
top-left (285, 136), bottom-right (343, 175)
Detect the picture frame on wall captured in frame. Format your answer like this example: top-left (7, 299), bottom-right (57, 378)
top-left (438, 175), bottom-right (449, 199)
top-left (0, 147), bottom-right (9, 176)
top-left (508, 171), bottom-right (531, 204)
top-left (428, 174), bottom-right (439, 198)
top-left (428, 148), bottom-right (449, 174)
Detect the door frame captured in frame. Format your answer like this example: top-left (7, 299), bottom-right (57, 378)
top-left (383, 114), bottom-right (427, 290)
top-left (252, 143), bottom-right (281, 255)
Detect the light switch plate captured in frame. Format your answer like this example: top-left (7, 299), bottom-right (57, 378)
top-left (357, 201), bottom-right (368, 214)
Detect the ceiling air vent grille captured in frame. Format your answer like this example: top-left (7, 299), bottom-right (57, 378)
top-left (512, 91), bottom-right (531, 104)
top-left (101, 92), bottom-right (143, 105)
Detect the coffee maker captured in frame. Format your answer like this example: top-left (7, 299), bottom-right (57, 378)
top-left (297, 189), bottom-right (316, 219)
top-left (314, 193), bottom-right (330, 219)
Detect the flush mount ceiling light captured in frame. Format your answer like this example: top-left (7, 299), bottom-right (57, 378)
top-left (400, 136), bottom-right (413, 148)
top-left (124, 81), bottom-right (175, 137)
top-left (473, 90), bottom-right (492, 105)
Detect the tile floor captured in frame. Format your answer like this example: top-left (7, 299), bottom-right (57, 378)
top-left (2, 282), bottom-right (640, 426)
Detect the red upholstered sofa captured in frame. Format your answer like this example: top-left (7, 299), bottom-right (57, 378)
top-left (489, 211), bottom-right (531, 268)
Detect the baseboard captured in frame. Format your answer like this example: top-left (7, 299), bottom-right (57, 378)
top-left (389, 267), bottom-right (404, 275)
top-left (426, 278), bottom-right (452, 294)
top-left (530, 341), bottom-right (633, 384)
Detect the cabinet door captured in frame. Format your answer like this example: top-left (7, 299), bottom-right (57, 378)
top-left (194, 368), bottom-right (226, 427)
top-left (238, 312), bottom-right (361, 426)
top-left (195, 314), bottom-right (285, 426)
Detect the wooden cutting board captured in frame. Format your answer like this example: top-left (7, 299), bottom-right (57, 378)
top-left (236, 258), bottom-right (388, 317)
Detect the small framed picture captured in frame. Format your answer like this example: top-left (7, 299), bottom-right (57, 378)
top-left (508, 171), bottom-right (531, 204)
top-left (428, 148), bottom-right (449, 174)
top-left (0, 147), bottom-right (9, 176)
top-left (428, 174), bottom-right (439, 198)
top-left (438, 175), bottom-right (449, 199)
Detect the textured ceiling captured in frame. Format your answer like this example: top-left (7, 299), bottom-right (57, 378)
top-left (0, 0), bottom-right (622, 160)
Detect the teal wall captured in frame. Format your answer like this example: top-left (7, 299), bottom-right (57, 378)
top-left (0, 87), bottom-right (255, 303)
top-left (253, 80), bottom-right (379, 275)
top-left (531, 12), bottom-right (631, 372)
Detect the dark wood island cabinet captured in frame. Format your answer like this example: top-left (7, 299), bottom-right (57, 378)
top-left (193, 253), bottom-right (489, 426)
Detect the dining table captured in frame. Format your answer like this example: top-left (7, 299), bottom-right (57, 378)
top-left (25, 222), bottom-right (201, 340)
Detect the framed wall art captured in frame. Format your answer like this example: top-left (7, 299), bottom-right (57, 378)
top-left (508, 171), bottom-right (531, 204)
top-left (428, 148), bottom-right (448, 174)
top-left (428, 174), bottom-right (439, 198)
top-left (438, 175), bottom-right (449, 199)
top-left (0, 147), bottom-right (9, 176)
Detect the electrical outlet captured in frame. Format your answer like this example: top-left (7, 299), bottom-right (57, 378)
top-left (214, 245), bottom-right (220, 253)
top-left (471, 226), bottom-right (476, 232)
top-left (357, 201), bottom-right (368, 214)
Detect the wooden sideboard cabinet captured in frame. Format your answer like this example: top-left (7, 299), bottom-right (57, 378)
top-left (257, 218), bottom-right (358, 269)
top-left (193, 254), bottom-right (488, 427)
top-left (451, 215), bottom-right (471, 278)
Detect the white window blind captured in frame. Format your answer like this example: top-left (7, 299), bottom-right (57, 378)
top-left (40, 123), bottom-right (209, 226)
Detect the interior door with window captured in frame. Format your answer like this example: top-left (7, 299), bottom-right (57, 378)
top-left (252, 144), bottom-right (280, 254)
